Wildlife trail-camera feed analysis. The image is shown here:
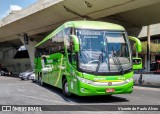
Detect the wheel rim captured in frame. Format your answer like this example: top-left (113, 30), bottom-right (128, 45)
top-left (64, 82), bottom-right (69, 93)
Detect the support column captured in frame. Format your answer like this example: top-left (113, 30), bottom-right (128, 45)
top-left (20, 35), bottom-right (37, 69)
top-left (147, 25), bottom-right (150, 72)
top-left (0, 50), bottom-right (3, 59)
top-left (2, 50), bottom-right (5, 59)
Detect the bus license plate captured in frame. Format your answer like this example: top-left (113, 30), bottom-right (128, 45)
top-left (106, 88), bottom-right (115, 93)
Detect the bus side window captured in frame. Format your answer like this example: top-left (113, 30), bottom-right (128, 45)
top-left (39, 48), bottom-right (43, 57)
top-left (57, 43), bottom-right (65, 54)
top-left (42, 48), bottom-right (46, 56)
top-left (45, 48), bottom-right (49, 55)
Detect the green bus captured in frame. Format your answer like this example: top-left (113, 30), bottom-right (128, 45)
top-left (132, 58), bottom-right (142, 70)
top-left (34, 21), bottom-right (142, 96)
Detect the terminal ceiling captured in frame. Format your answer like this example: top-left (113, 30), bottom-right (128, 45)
top-left (0, 0), bottom-right (160, 47)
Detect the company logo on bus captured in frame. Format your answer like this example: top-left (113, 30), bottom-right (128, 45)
top-left (108, 82), bottom-right (112, 86)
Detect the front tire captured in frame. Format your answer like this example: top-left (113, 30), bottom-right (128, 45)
top-left (62, 78), bottom-right (71, 97)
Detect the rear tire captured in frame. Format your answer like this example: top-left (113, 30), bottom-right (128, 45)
top-left (62, 78), bottom-right (71, 97)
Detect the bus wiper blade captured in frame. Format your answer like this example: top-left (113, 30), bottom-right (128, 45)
top-left (111, 46), bottom-right (124, 74)
top-left (95, 53), bottom-right (103, 74)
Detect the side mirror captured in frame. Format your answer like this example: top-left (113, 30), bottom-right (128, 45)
top-left (128, 36), bottom-right (142, 53)
top-left (69, 35), bottom-right (80, 52)
top-left (132, 58), bottom-right (142, 70)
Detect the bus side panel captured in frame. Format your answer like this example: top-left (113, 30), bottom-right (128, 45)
top-left (47, 53), bottom-right (64, 89)
top-left (54, 55), bottom-right (67, 89)
top-left (63, 57), bottom-right (79, 95)
top-left (67, 70), bottom-right (80, 95)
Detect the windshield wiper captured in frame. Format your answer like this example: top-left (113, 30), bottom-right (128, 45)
top-left (111, 46), bottom-right (124, 74)
top-left (95, 53), bottom-right (103, 74)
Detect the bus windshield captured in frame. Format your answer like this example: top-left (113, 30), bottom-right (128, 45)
top-left (76, 29), bottom-right (131, 74)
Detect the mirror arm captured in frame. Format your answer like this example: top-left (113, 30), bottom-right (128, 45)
top-left (128, 36), bottom-right (142, 53)
top-left (69, 35), bottom-right (80, 52)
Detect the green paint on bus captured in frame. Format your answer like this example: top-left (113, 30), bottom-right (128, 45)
top-left (34, 21), bottom-right (142, 96)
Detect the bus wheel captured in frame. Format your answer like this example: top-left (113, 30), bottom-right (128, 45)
top-left (39, 76), bottom-right (43, 86)
top-left (62, 78), bottom-right (71, 97)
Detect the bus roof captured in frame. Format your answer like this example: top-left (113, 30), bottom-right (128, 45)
top-left (36, 21), bottom-right (125, 47)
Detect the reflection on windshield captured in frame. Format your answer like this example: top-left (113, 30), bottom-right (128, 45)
top-left (76, 29), bottom-right (131, 74)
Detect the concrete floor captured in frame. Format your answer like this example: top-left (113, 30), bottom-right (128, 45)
top-left (0, 76), bottom-right (159, 113)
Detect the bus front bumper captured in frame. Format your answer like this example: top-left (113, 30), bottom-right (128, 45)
top-left (76, 80), bottom-right (133, 96)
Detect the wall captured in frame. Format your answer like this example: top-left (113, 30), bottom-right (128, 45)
top-left (0, 58), bottom-right (31, 74)
top-left (20, 37), bottom-right (37, 68)
top-left (0, 47), bottom-right (17, 59)
top-left (134, 74), bottom-right (160, 86)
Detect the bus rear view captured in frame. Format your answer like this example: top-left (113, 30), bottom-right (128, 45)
top-left (35, 21), bottom-right (142, 96)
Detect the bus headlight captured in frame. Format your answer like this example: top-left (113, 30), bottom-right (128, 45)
top-left (77, 76), bottom-right (93, 84)
top-left (125, 77), bottom-right (133, 83)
